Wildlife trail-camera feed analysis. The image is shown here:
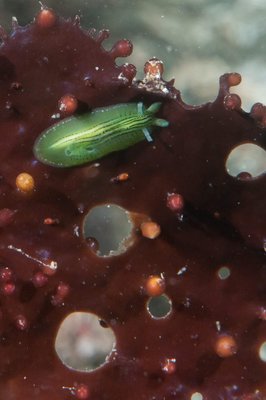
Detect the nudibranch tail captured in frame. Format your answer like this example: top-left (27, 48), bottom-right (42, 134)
top-left (146, 102), bottom-right (169, 128)
top-left (33, 102), bottom-right (169, 168)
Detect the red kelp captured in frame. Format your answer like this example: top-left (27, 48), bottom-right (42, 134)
top-left (0, 7), bottom-right (265, 400)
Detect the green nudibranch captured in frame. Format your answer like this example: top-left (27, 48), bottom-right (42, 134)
top-left (33, 102), bottom-right (169, 167)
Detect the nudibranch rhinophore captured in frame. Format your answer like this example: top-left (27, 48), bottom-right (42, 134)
top-left (0, 6), bottom-right (265, 400)
top-left (33, 102), bottom-right (169, 167)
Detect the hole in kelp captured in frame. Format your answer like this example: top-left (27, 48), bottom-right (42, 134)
top-left (191, 393), bottom-right (203, 400)
top-left (217, 266), bottom-right (231, 280)
top-left (147, 294), bottom-right (172, 319)
top-left (226, 143), bottom-right (266, 178)
top-left (82, 204), bottom-right (134, 257)
top-left (259, 341), bottom-right (266, 362)
top-left (55, 312), bottom-right (116, 372)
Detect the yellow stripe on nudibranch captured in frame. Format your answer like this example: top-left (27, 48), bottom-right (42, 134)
top-left (33, 102), bottom-right (169, 167)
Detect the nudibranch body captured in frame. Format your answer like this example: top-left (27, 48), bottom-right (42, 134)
top-left (33, 102), bottom-right (169, 167)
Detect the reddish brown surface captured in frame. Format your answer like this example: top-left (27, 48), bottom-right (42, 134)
top-left (0, 8), bottom-right (266, 400)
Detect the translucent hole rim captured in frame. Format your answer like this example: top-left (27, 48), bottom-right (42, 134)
top-left (82, 203), bottom-right (134, 257)
top-left (54, 311), bottom-right (116, 372)
top-left (225, 142), bottom-right (266, 178)
top-left (147, 294), bottom-right (173, 319)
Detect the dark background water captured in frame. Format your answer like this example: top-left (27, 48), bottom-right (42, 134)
top-left (0, 0), bottom-right (266, 109)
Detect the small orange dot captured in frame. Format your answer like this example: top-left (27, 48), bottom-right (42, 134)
top-left (117, 172), bottom-right (129, 181)
top-left (0, 267), bottom-right (12, 282)
top-left (112, 39), bottom-right (133, 58)
top-left (110, 172), bottom-right (129, 183)
top-left (58, 94), bottom-right (78, 115)
top-left (167, 193), bottom-right (184, 212)
top-left (146, 275), bottom-right (165, 296)
top-left (223, 93), bottom-right (241, 111)
top-left (2, 281), bottom-right (15, 295)
top-left (215, 334), bottom-right (237, 358)
top-left (75, 383), bottom-right (90, 399)
top-left (162, 358), bottom-right (176, 374)
top-left (228, 72), bottom-right (241, 87)
top-left (32, 272), bottom-right (48, 288)
top-left (144, 58), bottom-right (164, 77)
top-left (140, 221), bottom-right (161, 239)
top-left (16, 172), bottom-right (35, 193)
top-left (57, 281), bottom-right (70, 298)
top-left (36, 8), bottom-right (57, 28)
top-left (43, 217), bottom-right (60, 225)
top-left (42, 260), bottom-right (57, 276)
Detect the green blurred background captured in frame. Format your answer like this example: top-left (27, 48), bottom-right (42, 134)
top-left (0, 0), bottom-right (266, 109)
